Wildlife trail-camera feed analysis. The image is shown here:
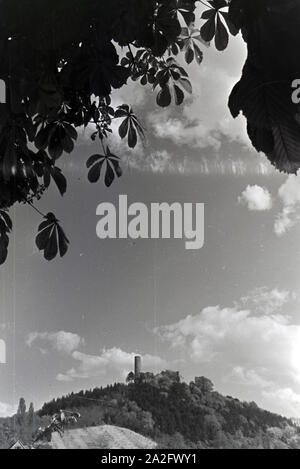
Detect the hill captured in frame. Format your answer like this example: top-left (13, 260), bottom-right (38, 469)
top-left (37, 371), bottom-right (300, 449)
top-left (2, 371), bottom-right (300, 449)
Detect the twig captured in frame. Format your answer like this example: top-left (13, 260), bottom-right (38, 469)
top-left (99, 136), bottom-right (107, 156)
top-left (26, 201), bottom-right (46, 218)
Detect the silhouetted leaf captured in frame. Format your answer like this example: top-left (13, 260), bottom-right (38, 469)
top-left (33, 150), bottom-right (67, 196)
top-left (229, 60), bottom-right (300, 174)
top-left (154, 58), bottom-right (191, 107)
top-left (86, 154), bottom-right (103, 169)
top-left (115, 105), bottom-right (145, 148)
top-left (174, 85), bottom-right (184, 105)
top-left (220, 11), bottom-right (239, 36)
top-left (86, 147), bottom-right (122, 186)
top-left (36, 213), bottom-right (69, 261)
top-left (157, 85), bottom-right (172, 107)
top-left (215, 14), bottom-right (229, 51)
top-left (88, 160), bottom-right (104, 183)
top-left (104, 162), bottom-right (115, 188)
top-left (201, 15), bottom-right (216, 42)
top-left (118, 118), bottom-right (129, 139)
top-left (51, 167), bottom-right (67, 196)
top-left (179, 78), bottom-right (193, 94)
top-left (200, 0), bottom-right (231, 50)
top-left (128, 123), bottom-right (137, 148)
top-left (166, 0), bottom-right (197, 26)
top-left (35, 122), bottom-right (77, 160)
top-left (178, 27), bottom-right (206, 65)
top-left (247, 124), bottom-right (274, 155)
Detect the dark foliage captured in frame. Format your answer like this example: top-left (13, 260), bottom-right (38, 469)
top-left (36, 212), bottom-right (69, 261)
top-left (228, 0), bottom-right (300, 174)
top-left (36, 371), bottom-right (296, 449)
top-left (0, 0), bottom-right (299, 264)
top-left (0, 0), bottom-right (199, 264)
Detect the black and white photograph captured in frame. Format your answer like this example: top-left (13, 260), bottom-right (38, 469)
top-left (1, 0), bottom-right (300, 453)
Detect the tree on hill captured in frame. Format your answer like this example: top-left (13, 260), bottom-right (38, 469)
top-left (193, 376), bottom-right (214, 393)
top-left (16, 397), bottom-right (26, 426)
top-left (27, 402), bottom-right (35, 426)
top-left (126, 372), bottom-right (135, 384)
top-left (0, 0), bottom-right (299, 265)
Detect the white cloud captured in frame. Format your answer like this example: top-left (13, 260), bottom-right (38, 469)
top-left (238, 287), bottom-right (295, 315)
top-left (140, 34), bottom-right (276, 176)
top-left (111, 80), bottom-right (147, 109)
top-left (148, 111), bottom-right (223, 151)
top-left (0, 402), bottom-right (16, 418)
top-left (155, 304), bottom-right (300, 416)
top-left (56, 347), bottom-right (167, 383)
top-left (229, 367), bottom-right (272, 389)
top-left (148, 35), bottom-right (249, 151)
top-left (26, 331), bottom-right (83, 355)
top-left (274, 175), bottom-right (300, 236)
top-left (278, 174), bottom-right (300, 206)
top-left (26, 330), bottom-right (167, 385)
top-left (274, 207), bottom-right (296, 237)
top-left (237, 176), bottom-right (300, 236)
top-left (238, 185), bottom-right (273, 211)
top-left (261, 388), bottom-right (300, 418)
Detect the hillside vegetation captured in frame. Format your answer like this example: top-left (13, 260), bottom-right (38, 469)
top-left (38, 371), bottom-right (300, 449)
top-left (1, 371), bottom-right (300, 449)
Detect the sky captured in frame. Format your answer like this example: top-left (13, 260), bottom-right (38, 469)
top-left (2, 9), bottom-right (300, 419)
